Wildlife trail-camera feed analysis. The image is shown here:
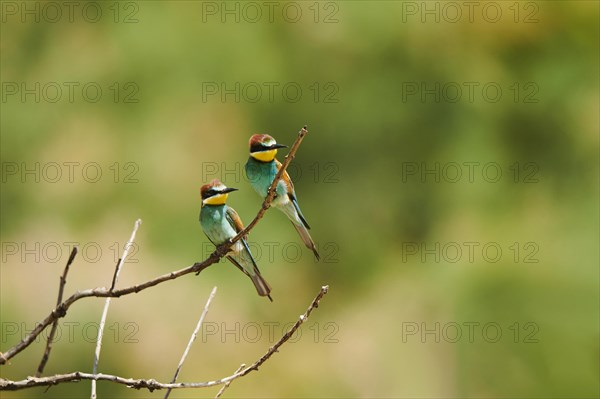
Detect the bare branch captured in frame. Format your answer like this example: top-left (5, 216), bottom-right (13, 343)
top-left (235, 284), bottom-right (328, 378)
top-left (0, 285), bottom-right (330, 392)
top-left (35, 246), bottom-right (78, 377)
top-left (91, 218), bottom-right (142, 399)
top-left (0, 126), bottom-right (310, 366)
top-left (164, 286), bottom-right (218, 399)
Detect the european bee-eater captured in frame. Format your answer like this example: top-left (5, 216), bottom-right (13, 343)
top-left (245, 134), bottom-right (320, 260)
top-left (199, 179), bottom-right (272, 300)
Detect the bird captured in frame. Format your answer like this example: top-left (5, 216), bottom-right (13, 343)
top-left (199, 179), bottom-right (272, 300)
top-left (245, 134), bottom-right (320, 261)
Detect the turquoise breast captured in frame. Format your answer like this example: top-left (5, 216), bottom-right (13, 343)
top-left (200, 205), bottom-right (236, 244)
top-left (245, 157), bottom-right (287, 198)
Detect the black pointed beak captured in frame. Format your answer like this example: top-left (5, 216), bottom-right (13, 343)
top-left (222, 187), bottom-right (238, 194)
top-left (271, 143), bottom-right (288, 150)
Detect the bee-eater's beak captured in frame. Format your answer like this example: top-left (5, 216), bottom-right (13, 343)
top-left (221, 187), bottom-right (238, 194)
top-left (270, 143), bottom-right (288, 149)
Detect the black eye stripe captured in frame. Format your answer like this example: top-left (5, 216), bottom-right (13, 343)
top-left (203, 188), bottom-right (219, 198)
top-left (251, 144), bottom-right (267, 153)
top-left (250, 143), bottom-right (278, 153)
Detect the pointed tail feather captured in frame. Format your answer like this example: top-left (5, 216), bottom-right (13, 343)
top-left (282, 199), bottom-right (320, 261)
top-left (291, 222), bottom-right (320, 261)
top-left (227, 255), bottom-right (272, 301)
top-left (291, 197), bottom-right (311, 229)
top-left (250, 272), bottom-right (273, 301)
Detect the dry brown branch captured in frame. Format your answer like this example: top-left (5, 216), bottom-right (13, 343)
top-left (0, 126), bottom-right (309, 366)
top-left (0, 285), bottom-right (330, 392)
top-left (35, 246), bottom-right (78, 377)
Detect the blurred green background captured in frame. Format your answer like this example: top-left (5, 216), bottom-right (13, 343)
top-left (1, 1), bottom-right (598, 398)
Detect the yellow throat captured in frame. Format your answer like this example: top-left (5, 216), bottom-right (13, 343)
top-left (251, 149), bottom-right (277, 162)
top-left (203, 193), bottom-right (228, 206)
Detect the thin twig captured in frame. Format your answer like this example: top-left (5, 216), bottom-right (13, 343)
top-left (0, 285), bottom-right (329, 392)
top-left (91, 219), bottom-right (141, 399)
top-left (35, 246), bottom-right (78, 377)
top-left (214, 364), bottom-right (245, 398)
top-left (0, 126), bottom-right (310, 366)
top-left (164, 286), bottom-right (218, 399)
top-left (234, 284), bottom-right (328, 378)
